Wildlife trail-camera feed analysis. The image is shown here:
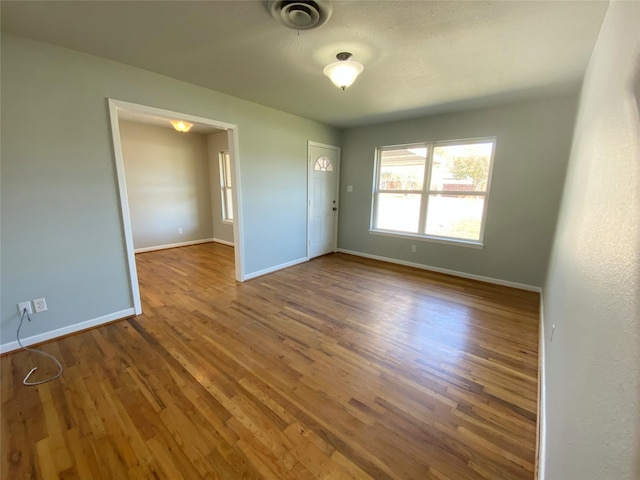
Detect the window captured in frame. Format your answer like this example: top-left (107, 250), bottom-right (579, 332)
top-left (371, 138), bottom-right (495, 245)
top-left (314, 155), bottom-right (334, 172)
top-left (219, 151), bottom-right (233, 222)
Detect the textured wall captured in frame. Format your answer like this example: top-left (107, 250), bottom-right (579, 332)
top-left (542, 1), bottom-right (640, 478)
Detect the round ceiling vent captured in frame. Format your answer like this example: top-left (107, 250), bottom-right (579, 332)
top-left (268, 1), bottom-right (332, 30)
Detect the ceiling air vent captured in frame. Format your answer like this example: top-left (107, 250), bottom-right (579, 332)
top-left (268, 1), bottom-right (332, 30)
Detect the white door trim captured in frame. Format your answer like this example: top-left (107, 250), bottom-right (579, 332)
top-left (307, 141), bottom-right (341, 259)
top-left (107, 99), bottom-right (246, 314)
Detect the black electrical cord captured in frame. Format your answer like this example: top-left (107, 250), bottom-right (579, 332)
top-left (17, 308), bottom-right (63, 386)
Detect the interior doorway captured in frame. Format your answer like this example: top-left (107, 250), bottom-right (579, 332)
top-left (108, 99), bottom-right (245, 315)
top-left (307, 141), bottom-right (340, 259)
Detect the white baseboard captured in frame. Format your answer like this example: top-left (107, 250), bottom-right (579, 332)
top-left (213, 238), bottom-right (235, 247)
top-left (134, 238), bottom-right (214, 253)
top-left (0, 308), bottom-right (135, 354)
top-left (537, 295), bottom-right (546, 480)
top-left (244, 256), bottom-right (308, 281)
top-left (337, 248), bottom-right (542, 292)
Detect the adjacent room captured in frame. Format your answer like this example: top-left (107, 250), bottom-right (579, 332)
top-left (1, 1), bottom-right (638, 479)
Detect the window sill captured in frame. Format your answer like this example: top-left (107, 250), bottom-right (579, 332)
top-left (369, 229), bottom-right (484, 249)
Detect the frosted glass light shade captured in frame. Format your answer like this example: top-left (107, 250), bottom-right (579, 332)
top-left (323, 60), bottom-right (364, 90)
top-left (170, 120), bottom-right (193, 132)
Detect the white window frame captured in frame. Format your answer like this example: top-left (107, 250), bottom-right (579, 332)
top-left (370, 137), bottom-right (496, 247)
top-left (219, 150), bottom-right (233, 223)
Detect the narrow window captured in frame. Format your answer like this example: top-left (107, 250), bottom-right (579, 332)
top-left (371, 138), bottom-right (495, 245)
top-left (219, 151), bottom-right (233, 222)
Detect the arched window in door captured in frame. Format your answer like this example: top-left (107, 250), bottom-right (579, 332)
top-left (314, 155), bottom-right (334, 172)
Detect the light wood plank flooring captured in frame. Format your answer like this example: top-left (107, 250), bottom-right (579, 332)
top-left (2, 243), bottom-right (540, 479)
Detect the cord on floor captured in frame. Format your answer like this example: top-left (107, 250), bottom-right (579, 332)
top-left (17, 308), bottom-right (63, 386)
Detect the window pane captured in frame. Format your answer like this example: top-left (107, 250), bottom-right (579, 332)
top-left (376, 193), bottom-right (421, 233)
top-left (219, 151), bottom-right (233, 222)
top-left (430, 143), bottom-right (493, 192)
top-left (425, 195), bottom-right (485, 240)
top-left (224, 154), bottom-right (232, 187)
top-left (225, 188), bottom-right (234, 220)
top-left (314, 155), bottom-right (333, 172)
top-left (379, 147), bottom-right (427, 191)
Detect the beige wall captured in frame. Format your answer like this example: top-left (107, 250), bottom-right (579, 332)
top-left (542, 1), bottom-right (640, 478)
top-left (119, 120), bottom-right (214, 250)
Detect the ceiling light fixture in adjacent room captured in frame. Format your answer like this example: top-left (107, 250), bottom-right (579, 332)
top-left (170, 120), bottom-right (193, 133)
top-left (323, 52), bottom-right (364, 90)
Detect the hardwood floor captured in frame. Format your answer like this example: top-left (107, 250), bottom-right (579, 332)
top-left (2, 243), bottom-right (540, 479)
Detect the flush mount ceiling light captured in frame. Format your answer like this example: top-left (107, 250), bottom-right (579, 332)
top-left (268, 0), bottom-right (332, 30)
top-left (170, 120), bottom-right (193, 133)
top-left (323, 52), bottom-right (364, 90)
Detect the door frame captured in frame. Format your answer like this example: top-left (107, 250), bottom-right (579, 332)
top-left (108, 99), bottom-right (246, 315)
top-left (307, 141), bottom-right (341, 259)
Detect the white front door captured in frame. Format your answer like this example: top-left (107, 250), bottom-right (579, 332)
top-left (308, 142), bottom-right (340, 259)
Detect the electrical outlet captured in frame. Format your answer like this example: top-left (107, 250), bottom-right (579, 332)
top-left (411, 245), bottom-right (416, 252)
top-left (33, 298), bottom-right (47, 313)
top-left (18, 301), bottom-right (33, 315)
top-left (178, 228), bottom-right (183, 235)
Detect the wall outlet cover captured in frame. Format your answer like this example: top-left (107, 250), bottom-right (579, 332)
top-left (33, 297), bottom-right (48, 313)
top-left (18, 301), bottom-right (33, 315)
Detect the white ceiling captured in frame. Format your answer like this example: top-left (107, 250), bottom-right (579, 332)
top-left (1, 1), bottom-right (608, 128)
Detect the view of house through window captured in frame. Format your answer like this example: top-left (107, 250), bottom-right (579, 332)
top-left (372, 138), bottom-right (495, 244)
top-left (219, 151), bottom-right (233, 222)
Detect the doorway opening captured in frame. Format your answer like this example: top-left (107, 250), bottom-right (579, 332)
top-left (108, 99), bottom-right (245, 315)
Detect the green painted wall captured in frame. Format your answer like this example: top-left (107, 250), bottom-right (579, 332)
top-left (0, 34), bottom-right (339, 345)
top-left (338, 95), bottom-right (579, 287)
